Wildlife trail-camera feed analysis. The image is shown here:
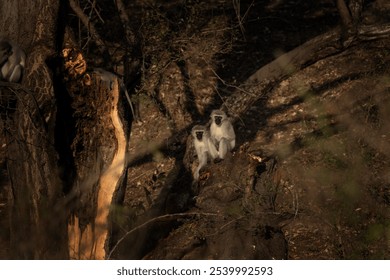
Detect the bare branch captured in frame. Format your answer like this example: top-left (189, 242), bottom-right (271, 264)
top-left (87, 0), bottom-right (104, 23)
top-left (348, 0), bottom-right (364, 24)
top-left (336, 0), bottom-right (353, 28)
top-left (69, 0), bottom-right (107, 55)
top-left (114, 0), bottom-right (136, 46)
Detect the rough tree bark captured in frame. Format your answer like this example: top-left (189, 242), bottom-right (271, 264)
top-left (1, 0), bottom-right (65, 259)
top-left (65, 73), bottom-right (130, 259)
top-left (63, 1), bottom-right (134, 259)
top-left (1, 0), bottom-right (131, 259)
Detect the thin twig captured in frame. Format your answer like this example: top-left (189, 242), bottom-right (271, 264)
top-left (232, 0), bottom-right (254, 40)
top-left (87, 0), bottom-right (104, 23)
top-left (232, 0), bottom-right (245, 39)
top-left (241, 0), bottom-right (255, 23)
top-left (107, 212), bottom-right (220, 259)
top-left (209, 67), bottom-right (253, 95)
top-left (69, 0), bottom-right (107, 54)
top-left (205, 215), bottom-right (244, 237)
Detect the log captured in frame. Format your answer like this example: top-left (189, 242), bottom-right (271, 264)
top-left (224, 23), bottom-right (390, 120)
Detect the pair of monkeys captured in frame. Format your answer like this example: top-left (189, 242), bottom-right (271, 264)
top-left (0, 39), bottom-right (26, 83)
top-left (191, 109), bottom-right (236, 180)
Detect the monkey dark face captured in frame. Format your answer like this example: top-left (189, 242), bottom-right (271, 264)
top-left (195, 131), bottom-right (204, 141)
top-left (214, 116), bottom-right (223, 126)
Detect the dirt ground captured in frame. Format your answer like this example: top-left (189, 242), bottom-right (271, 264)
top-left (119, 41), bottom-right (390, 259)
top-left (116, 0), bottom-right (390, 259)
top-left (1, 0), bottom-right (389, 259)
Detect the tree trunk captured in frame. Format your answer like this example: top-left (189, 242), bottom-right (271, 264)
top-left (1, 0), bottom-right (65, 259)
top-left (1, 0), bottom-right (131, 259)
top-left (65, 75), bottom-right (130, 260)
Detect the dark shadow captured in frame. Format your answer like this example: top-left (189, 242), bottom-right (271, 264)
top-left (176, 59), bottom-right (202, 121)
top-left (215, 0), bottom-right (340, 90)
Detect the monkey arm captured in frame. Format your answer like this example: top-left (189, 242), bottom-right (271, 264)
top-left (194, 151), bottom-right (209, 180)
top-left (223, 122), bottom-right (236, 139)
top-left (207, 138), bottom-right (219, 159)
top-left (218, 138), bottom-right (230, 159)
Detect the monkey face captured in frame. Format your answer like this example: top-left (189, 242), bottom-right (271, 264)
top-left (214, 115), bottom-right (223, 126)
top-left (192, 125), bottom-right (207, 141)
top-left (195, 131), bottom-right (204, 141)
top-left (211, 110), bottom-right (227, 126)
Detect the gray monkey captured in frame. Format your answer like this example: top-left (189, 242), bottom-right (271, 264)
top-left (191, 124), bottom-right (218, 180)
top-left (209, 109), bottom-right (236, 159)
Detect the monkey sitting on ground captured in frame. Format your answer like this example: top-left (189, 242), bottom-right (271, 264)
top-left (210, 109), bottom-right (236, 160)
top-left (191, 124), bottom-right (219, 180)
top-left (0, 39), bottom-right (26, 83)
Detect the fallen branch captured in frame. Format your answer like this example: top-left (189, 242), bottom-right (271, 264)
top-left (224, 23), bottom-right (390, 120)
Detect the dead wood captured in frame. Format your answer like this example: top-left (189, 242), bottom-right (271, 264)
top-left (65, 73), bottom-right (130, 259)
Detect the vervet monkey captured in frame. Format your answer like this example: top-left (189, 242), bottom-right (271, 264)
top-left (0, 39), bottom-right (26, 83)
top-left (191, 125), bottom-right (218, 180)
top-left (210, 109), bottom-right (236, 159)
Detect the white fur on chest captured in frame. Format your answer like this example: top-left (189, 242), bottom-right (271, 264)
top-left (211, 122), bottom-right (232, 141)
top-left (195, 139), bottom-right (208, 155)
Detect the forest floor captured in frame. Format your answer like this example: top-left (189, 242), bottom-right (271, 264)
top-left (1, 0), bottom-right (389, 259)
top-left (120, 42), bottom-right (390, 259)
top-left (117, 0), bottom-right (390, 259)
